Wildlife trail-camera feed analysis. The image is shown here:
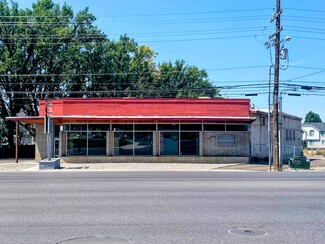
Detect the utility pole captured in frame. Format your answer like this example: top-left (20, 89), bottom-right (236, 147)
top-left (270, 0), bottom-right (282, 171)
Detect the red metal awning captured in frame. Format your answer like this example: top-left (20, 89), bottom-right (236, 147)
top-left (7, 98), bottom-right (256, 124)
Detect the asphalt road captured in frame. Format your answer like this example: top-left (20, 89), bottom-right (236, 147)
top-left (0, 172), bottom-right (324, 244)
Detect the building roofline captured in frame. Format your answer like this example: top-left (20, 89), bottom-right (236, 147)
top-left (250, 109), bottom-right (301, 121)
top-left (302, 122), bottom-right (325, 131)
top-left (7, 115), bottom-right (256, 125)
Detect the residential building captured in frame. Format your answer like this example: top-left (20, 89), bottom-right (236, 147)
top-left (302, 123), bottom-right (325, 149)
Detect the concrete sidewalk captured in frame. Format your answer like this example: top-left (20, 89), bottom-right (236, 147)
top-left (0, 158), bottom-right (324, 172)
top-left (0, 159), bottom-right (270, 172)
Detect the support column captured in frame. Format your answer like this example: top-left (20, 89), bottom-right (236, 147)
top-left (15, 121), bottom-right (18, 163)
top-left (153, 131), bottom-right (159, 156)
top-left (199, 131), bottom-right (203, 156)
top-left (108, 131), bottom-right (114, 156)
top-left (59, 131), bottom-right (67, 156)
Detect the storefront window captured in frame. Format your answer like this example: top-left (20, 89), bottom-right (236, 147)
top-left (135, 124), bottom-right (156, 131)
top-left (160, 132), bottom-right (179, 155)
top-left (112, 124), bottom-right (133, 131)
top-left (181, 132), bottom-right (199, 155)
top-left (71, 124), bottom-right (87, 131)
top-left (226, 124), bottom-right (249, 131)
top-left (204, 124), bottom-right (225, 131)
top-left (67, 132), bottom-right (87, 155)
top-left (88, 132), bottom-right (106, 155)
top-left (114, 132), bottom-right (133, 155)
top-left (181, 124), bottom-right (202, 131)
top-left (158, 124), bottom-right (179, 131)
top-left (134, 132), bottom-right (153, 155)
top-left (88, 124), bottom-right (110, 131)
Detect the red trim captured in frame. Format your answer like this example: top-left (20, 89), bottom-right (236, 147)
top-left (7, 98), bottom-right (255, 124)
top-left (39, 98), bottom-right (251, 117)
top-left (7, 116), bottom-right (254, 124)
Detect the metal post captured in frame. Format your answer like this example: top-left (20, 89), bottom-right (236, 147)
top-left (268, 65), bottom-right (273, 171)
top-left (15, 121), bottom-right (18, 163)
top-left (279, 93), bottom-right (283, 170)
top-left (47, 132), bottom-right (52, 161)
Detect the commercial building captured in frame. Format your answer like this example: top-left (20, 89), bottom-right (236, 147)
top-left (7, 98), bottom-right (255, 164)
top-left (250, 109), bottom-right (302, 162)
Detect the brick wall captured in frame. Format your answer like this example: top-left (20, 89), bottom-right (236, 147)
top-left (203, 132), bottom-right (250, 157)
top-left (35, 124), bottom-right (47, 161)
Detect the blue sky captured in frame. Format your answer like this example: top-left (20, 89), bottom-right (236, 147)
top-left (18, 0), bottom-right (325, 121)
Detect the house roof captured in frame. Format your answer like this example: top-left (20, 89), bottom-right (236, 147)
top-left (302, 122), bottom-right (325, 131)
top-left (7, 98), bottom-right (256, 124)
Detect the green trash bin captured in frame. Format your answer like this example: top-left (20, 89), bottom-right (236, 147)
top-left (288, 156), bottom-right (310, 169)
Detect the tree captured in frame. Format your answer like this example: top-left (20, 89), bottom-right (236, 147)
top-left (304, 111), bottom-right (322, 123)
top-left (0, 0), bottom-right (106, 149)
top-left (0, 0), bottom-right (219, 151)
top-left (152, 60), bottom-right (219, 98)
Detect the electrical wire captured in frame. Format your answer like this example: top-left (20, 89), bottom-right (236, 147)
top-left (284, 8), bottom-right (325, 13)
top-left (0, 8), bottom-right (273, 19)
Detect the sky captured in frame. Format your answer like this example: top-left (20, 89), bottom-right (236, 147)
top-left (17, 0), bottom-right (325, 121)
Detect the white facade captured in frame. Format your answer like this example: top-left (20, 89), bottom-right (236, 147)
top-left (250, 109), bottom-right (302, 162)
top-left (302, 123), bottom-right (325, 149)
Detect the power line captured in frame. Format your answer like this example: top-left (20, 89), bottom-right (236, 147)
top-left (284, 8), bottom-right (325, 13)
top-left (0, 26), bottom-right (267, 39)
top-left (289, 69), bottom-right (325, 80)
top-left (291, 36), bottom-right (325, 41)
top-left (0, 65), bottom-right (270, 78)
top-left (0, 14), bottom-right (270, 26)
top-left (0, 34), bottom-right (265, 45)
top-left (0, 8), bottom-right (273, 19)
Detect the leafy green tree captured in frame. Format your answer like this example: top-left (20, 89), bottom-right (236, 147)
top-left (0, 0), bottom-right (219, 151)
top-left (0, 0), bottom-right (105, 149)
top-left (304, 111), bottom-right (322, 123)
top-left (153, 60), bottom-right (219, 98)
top-left (83, 35), bottom-right (158, 98)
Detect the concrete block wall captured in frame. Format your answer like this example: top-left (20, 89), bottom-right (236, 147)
top-left (35, 124), bottom-right (47, 161)
top-left (203, 132), bottom-right (250, 157)
top-left (61, 156), bottom-right (249, 164)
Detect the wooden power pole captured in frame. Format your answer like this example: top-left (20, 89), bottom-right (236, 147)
top-left (270, 0), bottom-right (282, 171)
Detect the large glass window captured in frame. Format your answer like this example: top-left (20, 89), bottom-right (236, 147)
top-left (67, 132), bottom-right (87, 155)
top-left (112, 124), bottom-right (133, 131)
top-left (71, 124), bottom-right (87, 131)
top-left (226, 124), bottom-right (249, 131)
top-left (88, 124), bottom-right (110, 131)
top-left (204, 124), bottom-right (225, 131)
top-left (114, 132), bottom-right (133, 155)
top-left (310, 130), bottom-right (315, 136)
top-left (158, 124), bottom-right (179, 131)
top-left (181, 124), bottom-right (202, 131)
top-left (134, 132), bottom-right (153, 155)
top-left (88, 132), bottom-right (106, 155)
top-left (181, 132), bottom-right (199, 155)
top-left (135, 124), bottom-right (156, 131)
top-left (160, 132), bottom-right (179, 155)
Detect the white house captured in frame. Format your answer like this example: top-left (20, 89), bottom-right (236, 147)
top-left (302, 123), bottom-right (325, 149)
